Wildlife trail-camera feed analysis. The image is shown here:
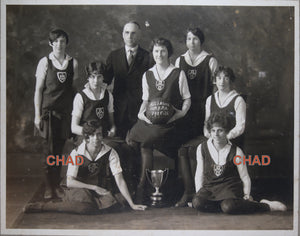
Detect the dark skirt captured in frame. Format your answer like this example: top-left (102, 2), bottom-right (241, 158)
top-left (196, 179), bottom-right (243, 201)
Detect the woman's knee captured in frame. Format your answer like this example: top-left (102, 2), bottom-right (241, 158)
top-left (192, 195), bottom-right (205, 210)
top-left (220, 199), bottom-right (236, 214)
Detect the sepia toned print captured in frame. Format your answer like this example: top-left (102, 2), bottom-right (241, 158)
top-left (1, 0), bottom-right (299, 236)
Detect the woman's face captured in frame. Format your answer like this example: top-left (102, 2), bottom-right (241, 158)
top-left (87, 128), bottom-right (103, 147)
top-left (210, 123), bottom-right (228, 143)
top-left (88, 73), bottom-right (104, 90)
top-left (152, 45), bottom-right (169, 65)
top-left (50, 36), bottom-right (67, 54)
top-left (215, 71), bottom-right (231, 92)
top-left (186, 32), bottom-right (201, 51)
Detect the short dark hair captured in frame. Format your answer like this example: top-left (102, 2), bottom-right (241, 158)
top-left (214, 66), bottom-right (236, 83)
top-left (85, 61), bottom-right (106, 77)
top-left (149, 37), bottom-right (173, 58)
top-left (206, 112), bottom-right (234, 133)
top-left (82, 120), bottom-right (105, 140)
top-left (186, 27), bottom-right (205, 45)
top-left (49, 29), bottom-right (69, 44)
top-left (124, 21), bottom-right (141, 29)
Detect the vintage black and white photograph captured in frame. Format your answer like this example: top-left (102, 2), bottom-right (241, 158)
top-left (1, 0), bottom-right (299, 235)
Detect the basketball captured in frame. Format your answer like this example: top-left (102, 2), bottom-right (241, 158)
top-left (145, 98), bottom-right (174, 124)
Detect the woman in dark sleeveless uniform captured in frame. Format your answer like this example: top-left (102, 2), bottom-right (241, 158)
top-left (192, 113), bottom-right (286, 214)
top-left (71, 61), bottom-right (115, 138)
top-left (24, 121), bottom-right (147, 214)
top-left (34, 29), bottom-right (78, 199)
top-left (127, 38), bottom-right (191, 204)
top-left (175, 28), bottom-right (218, 207)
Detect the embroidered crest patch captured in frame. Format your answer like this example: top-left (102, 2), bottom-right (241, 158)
top-left (88, 162), bottom-right (99, 174)
top-left (187, 69), bottom-right (197, 80)
top-left (57, 72), bottom-right (67, 83)
top-left (96, 107), bottom-right (104, 119)
top-left (156, 80), bottom-right (165, 91)
top-left (213, 164), bottom-right (225, 177)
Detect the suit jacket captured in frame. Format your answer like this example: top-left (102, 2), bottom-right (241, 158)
top-left (105, 46), bottom-right (151, 118)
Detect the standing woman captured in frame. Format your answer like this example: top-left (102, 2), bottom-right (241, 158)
top-left (34, 29), bottom-right (78, 199)
top-left (127, 38), bottom-right (191, 204)
top-left (175, 27), bottom-right (218, 207)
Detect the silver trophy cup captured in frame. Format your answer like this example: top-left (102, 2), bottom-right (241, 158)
top-left (146, 169), bottom-right (169, 207)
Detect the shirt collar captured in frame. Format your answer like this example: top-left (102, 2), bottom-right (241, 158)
top-left (214, 90), bottom-right (239, 107)
top-left (77, 140), bottom-right (112, 161)
top-left (207, 137), bottom-right (232, 150)
top-left (182, 50), bottom-right (210, 66)
top-left (49, 52), bottom-right (72, 69)
top-left (125, 45), bottom-right (138, 54)
top-left (149, 63), bottom-right (176, 81)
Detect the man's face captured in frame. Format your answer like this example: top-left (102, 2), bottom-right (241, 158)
top-left (122, 23), bottom-right (140, 47)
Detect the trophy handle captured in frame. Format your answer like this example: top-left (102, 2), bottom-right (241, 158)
top-left (161, 168), bottom-right (169, 187)
top-left (146, 169), bottom-right (154, 188)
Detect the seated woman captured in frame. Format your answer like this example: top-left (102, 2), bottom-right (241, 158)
top-left (127, 37), bottom-right (191, 204)
top-left (176, 65), bottom-right (247, 207)
top-left (24, 120), bottom-right (147, 214)
top-left (71, 61), bottom-right (136, 192)
top-left (71, 61), bottom-right (115, 138)
top-left (192, 112), bottom-right (286, 214)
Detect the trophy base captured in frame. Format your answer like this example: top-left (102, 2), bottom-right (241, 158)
top-left (149, 194), bottom-right (166, 208)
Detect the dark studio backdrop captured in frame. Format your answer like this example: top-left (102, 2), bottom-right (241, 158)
top-left (6, 5), bottom-right (294, 191)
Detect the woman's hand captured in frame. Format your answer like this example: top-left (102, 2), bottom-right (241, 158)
top-left (34, 115), bottom-right (41, 130)
top-left (108, 125), bottom-right (116, 137)
top-left (243, 194), bottom-right (254, 201)
top-left (130, 204), bottom-right (147, 211)
top-left (167, 107), bottom-right (185, 124)
top-left (94, 186), bottom-right (110, 196)
top-left (138, 112), bottom-right (152, 124)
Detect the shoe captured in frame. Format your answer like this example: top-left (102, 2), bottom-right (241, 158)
top-left (55, 187), bottom-right (65, 199)
top-left (175, 193), bottom-right (194, 207)
top-left (44, 187), bottom-right (53, 199)
top-left (260, 199), bottom-right (287, 211)
top-left (23, 202), bottom-right (44, 213)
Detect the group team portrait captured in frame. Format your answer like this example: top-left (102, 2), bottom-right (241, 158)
top-left (1, 0), bottom-right (299, 235)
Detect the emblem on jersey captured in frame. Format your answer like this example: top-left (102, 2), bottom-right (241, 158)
top-left (57, 72), bottom-right (67, 83)
top-left (88, 162), bottom-right (99, 174)
top-left (156, 80), bottom-right (165, 91)
top-left (187, 69), bottom-right (197, 80)
top-left (96, 107), bottom-right (104, 119)
top-left (213, 164), bottom-right (225, 177)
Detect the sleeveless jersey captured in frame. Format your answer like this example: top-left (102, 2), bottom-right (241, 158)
top-left (76, 149), bottom-right (114, 190)
top-left (179, 55), bottom-right (213, 137)
top-left (200, 141), bottom-right (243, 200)
top-left (79, 90), bottom-right (110, 134)
top-left (210, 94), bottom-right (239, 129)
top-left (146, 68), bottom-right (182, 109)
top-left (179, 55), bottom-right (213, 103)
top-left (42, 57), bottom-right (74, 112)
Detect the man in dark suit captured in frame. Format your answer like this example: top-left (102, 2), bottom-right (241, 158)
top-left (106, 21), bottom-right (151, 139)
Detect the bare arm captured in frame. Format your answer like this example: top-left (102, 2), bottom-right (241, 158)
top-left (138, 100), bottom-right (152, 124)
top-left (108, 112), bottom-right (116, 137)
top-left (71, 115), bottom-right (83, 136)
top-left (168, 97), bottom-right (191, 123)
top-left (236, 148), bottom-right (251, 200)
top-left (67, 176), bottom-right (109, 196)
top-left (194, 144), bottom-right (204, 192)
top-left (34, 61), bottom-right (47, 130)
top-left (114, 173), bottom-right (147, 210)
